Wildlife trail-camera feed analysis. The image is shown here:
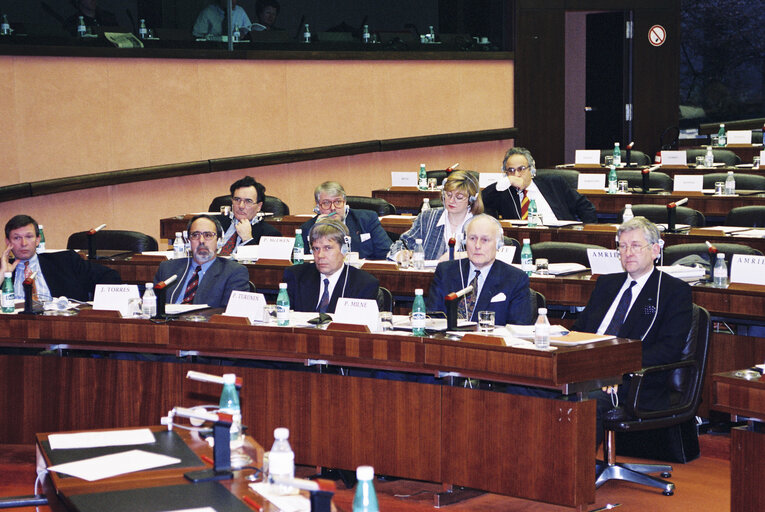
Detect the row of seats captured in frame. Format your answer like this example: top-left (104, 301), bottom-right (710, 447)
top-left (599, 148), bottom-right (744, 166)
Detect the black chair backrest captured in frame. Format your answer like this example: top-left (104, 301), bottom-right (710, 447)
top-left (66, 230), bottom-right (158, 253)
top-left (702, 173), bottom-right (765, 191)
top-left (530, 241), bottom-right (607, 266)
top-left (209, 194), bottom-right (230, 212)
top-left (664, 243), bottom-right (763, 268)
top-left (376, 286), bottom-right (393, 313)
top-left (600, 149), bottom-right (652, 166)
top-left (685, 148), bottom-right (741, 166)
top-left (529, 289), bottom-right (546, 315)
top-left (726, 206), bottom-right (765, 227)
top-left (534, 168), bottom-right (580, 190)
top-left (208, 195), bottom-right (290, 216)
top-left (502, 236), bottom-right (520, 263)
top-left (622, 205), bottom-right (705, 227)
top-left (425, 169), bottom-right (480, 185)
top-left (615, 170), bottom-right (673, 191)
top-left (345, 196), bottom-right (396, 217)
top-left (671, 305), bottom-right (711, 415)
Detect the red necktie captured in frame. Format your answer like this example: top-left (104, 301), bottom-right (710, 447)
top-left (520, 190), bottom-right (529, 220)
top-left (24, 261), bottom-right (39, 302)
top-left (219, 233), bottom-right (237, 256)
top-left (182, 266), bottom-right (201, 304)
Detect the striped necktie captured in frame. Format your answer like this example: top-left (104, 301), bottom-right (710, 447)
top-left (458, 270), bottom-right (480, 320)
top-left (605, 281), bottom-right (637, 335)
top-left (182, 266), bottom-right (202, 304)
top-left (520, 190), bottom-right (529, 220)
top-left (219, 233), bottom-right (238, 256)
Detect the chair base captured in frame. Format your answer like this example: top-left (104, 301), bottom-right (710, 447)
top-left (596, 460), bottom-right (675, 495)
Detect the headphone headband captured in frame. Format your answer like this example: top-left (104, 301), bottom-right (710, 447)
top-left (442, 170), bottom-right (480, 206)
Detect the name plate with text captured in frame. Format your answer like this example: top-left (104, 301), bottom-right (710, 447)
top-left (334, 298), bottom-right (380, 331)
top-left (661, 150), bottom-right (687, 166)
top-left (93, 284), bottom-right (140, 317)
top-left (575, 149), bottom-right (600, 165)
top-left (578, 173), bottom-right (605, 190)
top-left (258, 236), bottom-right (294, 260)
top-left (587, 249), bottom-right (623, 275)
top-left (391, 172), bottom-right (418, 187)
top-left (225, 291), bottom-right (266, 322)
top-left (730, 254), bottom-right (765, 286)
top-left (674, 175), bottom-right (703, 192)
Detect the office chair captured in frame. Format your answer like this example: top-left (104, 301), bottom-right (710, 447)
top-left (66, 230), bottom-right (158, 253)
top-left (376, 287), bottom-right (394, 313)
top-left (685, 149), bottom-right (741, 166)
top-left (345, 196), bottom-right (396, 216)
top-left (600, 149), bottom-right (652, 166)
top-left (702, 173), bottom-right (765, 192)
top-left (208, 195), bottom-right (290, 216)
top-left (664, 243), bottom-right (762, 268)
top-left (725, 206), bottom-right (765, 227)
top-left (529, 289), bottom-right (546, 315)
top-left (615, 170), bottom-right (674, 192)
top-left (619, 205), bottom-right (705, 227)
top-left (534, 169), bottom-right (580, 190)
top-left (502, 236), bottom-right (520, 263)
top-left (596, 304), bottom-right (710, 495)
top-left (530, 241), bottom-right (607, 267)
top-left (425, 169), bottom-right (479, 183)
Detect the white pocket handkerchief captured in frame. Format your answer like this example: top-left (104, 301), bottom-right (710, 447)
top-left (360, 233), bottom-right (371, 242)
top-left (490, 292), bottom-right (506, 303)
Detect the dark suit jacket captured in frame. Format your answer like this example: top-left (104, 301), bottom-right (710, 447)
top-left (37, 251), bottom-right (121, 301)
top-left (573, 269), bottom-right (693, 409)
top-left (154, 257), bottom-right (249, 308)
top-left (300, 209), bottom-right (392, 260)
top-left (282, 263), bottom-right (379, 313)
top-left (482, 174), bottom-right (598, 223)
top-left (426, 259), bottom-right (532, 326)
top-left (216, 215), bottom-right (281, 246)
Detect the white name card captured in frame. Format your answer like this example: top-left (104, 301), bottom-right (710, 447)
top-left (726, 130), bottom-right (752, 145)
top-left (233, 244), bottom-right (259, 261)
top-left (578, 173), bottom-right (606, 190)
top-left (587, 248), bottom-right (623, 275)
top-left (760, 150), bottom-right (765, 169)
top-left (479, 172), bottom-right (503, 188)
top-left (495, 245), bottom-right (517, 265)
top-left (224, 290), bottom-right (266, 322)
top-left (730, 254), bottom-right (765, 286)
top-left (661, 150), bottom-right (687, 166)
top-left (258, 236), bottom-right (294, 260)
top-left (575, 149), bottom-right (601, 165)
top-left (93, 284), bottom-right (140, 317)
top-left (391, 172), bottom-right (418, 187)
top-left (334, 298), bottom-right (380, 331)
top-left (673, 174), bottom-right (703, 192)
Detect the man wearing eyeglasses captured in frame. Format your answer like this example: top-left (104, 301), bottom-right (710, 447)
top-left (217, 176), bottom-right (281, 256)
top-left (299, 181), bottom-right (392, 260)
top-left (154, 214), bottom-right (249, 308)
top-left (481, 147), bottom-right (597, 224)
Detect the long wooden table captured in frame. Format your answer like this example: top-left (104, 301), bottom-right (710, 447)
top-left (0, 313), bottom-right (642, 510)
top-left (558, 163), bottom-right (765, 179)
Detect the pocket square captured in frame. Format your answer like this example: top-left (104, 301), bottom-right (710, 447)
top-left (490, 292), bottom-right (506, 303)
top-left (643, 304), bottom-right (657, 315)
top-left (360, 233), bottom-right (371, 242)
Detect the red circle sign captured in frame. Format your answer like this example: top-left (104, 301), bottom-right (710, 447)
top-left (649, 25), bottom-right (666, 47)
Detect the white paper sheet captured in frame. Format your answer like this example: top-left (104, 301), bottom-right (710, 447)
top-left (250, 482), bottom-right (310, 512)
top-left (48, 428), bottom-right (156, 450)
top-left (47, 449), bottom-right (180, 481)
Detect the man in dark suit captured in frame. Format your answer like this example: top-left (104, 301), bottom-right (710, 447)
top-left (284, 218), bottom-right (378, 313)
top-left (154, 214), bottom-right (249, 308)
top-left (482, 147), bottom-right (597, 223)
top-left (2, 214), bottom-right (120, 302)
top-left (300, 181), bottom-right (392, 260)
top-left (426, 214), bottom-right (532, 325)
top-left (217, 176), bottom-right (281, 256)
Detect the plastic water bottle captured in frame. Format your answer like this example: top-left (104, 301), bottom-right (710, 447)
top-left (292, 229), bottom-right (304, 264)
top-left (713, 253), bottom-right (728, 288)
top-left (173, 232), bottom-right (185, 259)
top-left (141, 283), bottom-right (157, 318)
top-left (612, 142), bottom-right (621, 167)
top-left (268, 427), bottom-right (295, 494)
top-left (607, 166), bottom-right (618, 194)
top-left (138, 19), bottom-right (148, 39)
top-left (362, 24), bottom-right (370, 44)
top-left (527, 199), bottom-right (538, 227)
top-left (276, 282), bottom-right (290, 326)
top-left (724, 171), bottom-right (736, 195)
top-left (37, 224), bottom-right (46, 253)
top-left (717, 123), bottom-right (726, 146)
top-left (1, 14), bottom-right (10, 36)
top-left (534, 307), bottom-right (550, 349)
top-left (77, 15), bottom-right (86, 37)
top-left (520, 238), bottom-right (533, 276)
top-left (418, 163), bottom-right (428, 190)
top-left (219, 373), bottom-right (242, 445)
top-left (352, 465), bottom-right (379, 512)
top-left (182, 230), bottom-right (190, 256)
top-left (302, 24), bottom-right (311, 43)
top-left (412, 288), bottom-right (426, 336)
top-left (412, 238), bottom-right (425, 270)
top-left (1, 272), bottom-right (14, 314)
top-left (421, 197), bottom-right (430, 212)
top-left (622, 204), bottom-right (634, 223)
top-left (428, 25), bottom-right (436, 42)
top-left (704, 145), bottom-right (714, 167)
top-left (232, 25), bottom-right (240, 42)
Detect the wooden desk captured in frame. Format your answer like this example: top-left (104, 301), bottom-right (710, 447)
top-left (712, 371), bottom-right (765, 510)
top-left (0, 314), bottom-right (642, 510)
top-left (560, 163), bottom-right (765, 179)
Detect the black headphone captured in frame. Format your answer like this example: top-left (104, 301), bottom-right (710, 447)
top-left (310, 218), bottom-right (351, 255)
top-left (442, 171), bottom-right (480, 206)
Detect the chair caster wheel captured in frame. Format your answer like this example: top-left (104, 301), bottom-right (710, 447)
top-left (663, 490), bottom-right (674, 496)
top-left (661, 472), bottom-right (671, 478)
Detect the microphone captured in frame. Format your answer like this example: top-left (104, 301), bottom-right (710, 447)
top-left (445, 284), bottom-right (473, 330)
top-left (666, 198), bottom-right (687, 233)
top-left (155, 274), bottom-right (177, 290)
top-left (445, 284), bottom-right (473, 302)
top-left (186, 370), bottom-right (242, 389)
top-left (86, 224), bottom-right (106, 260)
top-left (626, 141), bottom-right (634, 167)
top-left (445, 163), bottom-right (459, 173)
top-left (88, 223), bottom-right (106, 235)
top-left (448, 237), bottom-right (456, 260)
top-left (705, 240), bottom-right (718, 255)
top-left (668, 197), bottom-right (688, 208)
top-left (154, 274), bottom-right (177, 319)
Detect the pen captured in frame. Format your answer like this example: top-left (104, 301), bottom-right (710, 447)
top-left (200, 455), bottom-right (214, 465)
top-left (242, 495), bottom-right (263, 511)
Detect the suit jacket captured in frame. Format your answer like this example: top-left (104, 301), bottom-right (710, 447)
top-left (387, 208), bottom-right (453, 261)
top-left (37, 251), bottom-right (121, 301)
top-left (482, 174), bottom-right (598, 223)
top-left (282, 263), bottom-right (379, 314)
top-left (426, 259), bottom-right (532, 326)
top-left (300, 209), bottom-right (392, 260)
top-left (154, 257), bottom-right (249, 308)
top-left (216, 215), bottom-right (281, 246)
top-left (573, 269), bottom-right (693, 409)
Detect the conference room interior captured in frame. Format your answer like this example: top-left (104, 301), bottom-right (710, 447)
top-left (2, 0), bottom-right (765, 511)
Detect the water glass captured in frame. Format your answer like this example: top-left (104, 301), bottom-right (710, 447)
top-left (478, 310), bottom-right (495, 332)
top-left (535, 258), bottom-right (549, 275)
top-left (617, 180), bottom-right (629, 193)
top-left (714, 182), bottom-right (724, 196)
top-left (604, 155), bottom-right (614, 167)
top-left (428, 178), bottom-right (438, 190)
top-left (753, 156), bottom-right (761, 169)
top-left (695, 155), bottom-right (705, 168)
top-left (379, 311), bottom-right (393, 332)
top-left (220, 205), bottom-right (231, 216)
top-left (127, 297), bottom-right (143, 318)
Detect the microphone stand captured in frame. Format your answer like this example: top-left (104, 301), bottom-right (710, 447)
top-left (87, 232), bottom-right (97, 260)
top-left (21, 280), bottom-right (41, 315)
top-left (448, 237), bottom-right (455, 260)
top-left (666, 203), bottom-right (678, 233)
top-left (641, 168), bottom-right (650, 194)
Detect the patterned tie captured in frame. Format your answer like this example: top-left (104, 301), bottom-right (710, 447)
top-left (219, 233), bottom-right (238, 256)
top-left (458, 270), bottom-right (480, 320)
top-left (24, 261), bottom-right (39, 302)
top-left (520, 190), bottom-right (529, 220)
top-left (605, 281), bottom-right (637, 335)
top-left (182, 266), bottom-right (202, 304)
top-left (318, 278), bottom-right (330, 313)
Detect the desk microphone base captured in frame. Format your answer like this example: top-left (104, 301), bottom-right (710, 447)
top-left (184, 469), bottom-right (234, 483)
top-left (433, 485), bottom-right (484, 508)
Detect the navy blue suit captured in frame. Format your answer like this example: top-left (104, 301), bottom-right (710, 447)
top-left (154, 257), bottom-right (249, 308)
top-left (426, 258), bottom-right (532, 326)
top-left (38, 251), bottom-right (121, 301)
top-left (282, 262), bottom-right (379, 313)
top-left (300, 209), bottom-right (392, 260)
top-left (216, 215), bottom-right (281, 246)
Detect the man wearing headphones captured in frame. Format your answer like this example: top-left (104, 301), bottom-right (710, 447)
top-left (426, 214), bottom-right (532, 325)
top-left (217, 176), bottom-right (281, 256)
top-left (283, 219), bottom-right (379, 313)
top-left (482, 147), bottom-right (597, 223)
top-left (299, 181), bottom-right (392, 261)
top-left (154, 214), bottom-right (249, 308)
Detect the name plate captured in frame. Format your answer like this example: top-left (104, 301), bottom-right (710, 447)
top-left (479, 172), bottom-right (503, 189)
top-left (587, 248), bottom-right (623, 275)
top-left (495, 245), bottom-right (517, 265)
top-left (233, 244), bottom-right (259, 261)
top-left (760, 150), bottom-right (765, 169)
top-left (224, 290), bottom-right (266, 322)
top-left (93, 284), bottom-right (140, 317)
top-left (334, 298), bottom-right (380, 331)
top-left (575, 149), bottom-right (601, 165)
top-left (578, 173), bottom-right (606, 190)
top-left (730, 254), bottom-right (765, 286)
top-left (673, 174), bottom-right (703, 192)
top-left (259, 236), bottom-right (294, 260)
top-left (391, 172), bottom-right (418, 187)
top-left (661, 150), bottom-right (687, 166)
top-left (726, 130), bottom-right (752, 145)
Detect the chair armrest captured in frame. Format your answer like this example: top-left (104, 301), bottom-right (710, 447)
top-left (623, 359), bottom-right (698, 420)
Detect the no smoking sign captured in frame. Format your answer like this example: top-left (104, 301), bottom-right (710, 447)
top-left (648, 25), bottom-right (666, 47)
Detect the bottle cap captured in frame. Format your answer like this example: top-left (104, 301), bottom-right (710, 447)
top-left (416, 238), bottom-right (423, 244)
top-left (626, 203), bottom-right (632, 208)
top-left (145, 282), bottom-right (153, 289)
top-left (538, 307), bottom-right (547, 315)
top-left (717, 253), bottom-right (724, 259)
top-left (223, 373), bottom-right (236, 384)
top-left (423, 198), bottom-right (429, 202)
top-left (615, 142), bottom-right (620, 146)
top-left (279, 282), bottom-right (288, 289)
top-left (295, 229), bottom-right (302, 234)
top-left (175, 232), bottom-right (182, 237)
top-left (38, 224), bottom-right (44, 229)
top-left (4, 272), bottom-right (11, 278)
top-left (356, 465), bottom-right (374, 481)
top-left (415, 288), bottom-right (423, 295)
top-left (523, 238), bottom-right (530, 244)
top-left (274, 427), bottom-right (289, 440)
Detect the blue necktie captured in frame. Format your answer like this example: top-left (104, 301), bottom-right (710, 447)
top-left (605, 281), bottom-right (636, 335)
top-left (318, 278), bottom-right (330, 313)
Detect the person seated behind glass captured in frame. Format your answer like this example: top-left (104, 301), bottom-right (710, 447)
top-left (299, 181), bottom-right (392, 260)
top-left (252, 0), bottom-right (280, 31)
top-left (65, 0), bottom-right (119, 36)
top-left (192, 0), bottom-right (252, 39)
top-left (387, 170), bottom-right (483, 263)
top-left (217, 176), bottom-right (281, 256)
